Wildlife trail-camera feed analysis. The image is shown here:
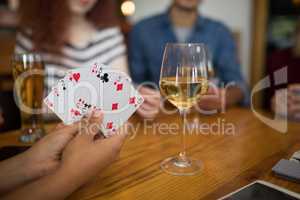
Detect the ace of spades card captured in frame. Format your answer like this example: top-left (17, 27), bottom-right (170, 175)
top-left (44, 63), bottom-right (144, 137)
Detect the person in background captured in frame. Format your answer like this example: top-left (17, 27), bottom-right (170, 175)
top-left (267, 21), bottom-right (300, 120)
top-left (14, 0), bottom-right (155, 120)
top-left (129, 0), bottom-right (248, 112)
top-left (0, 111), bottom-right (126, 199)
top-left (16, 0), bottom-right (128, 92)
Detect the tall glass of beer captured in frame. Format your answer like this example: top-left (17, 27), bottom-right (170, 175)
top-left (12, 53), bottom-right (45, 143)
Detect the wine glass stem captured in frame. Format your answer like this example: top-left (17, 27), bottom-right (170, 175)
top-left (179, 109), bottom-right (188, 162)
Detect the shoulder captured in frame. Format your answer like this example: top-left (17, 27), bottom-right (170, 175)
top-left (131, 13), bottom-right (165, 33)
top-left (201, 16), bottom-right (233, 36)
top-left (16, 29), bottom-right (33, 41)
top-left (15, 29), bottom-right (34, 51)
top-left (94, 26), bottom-right (123, 38)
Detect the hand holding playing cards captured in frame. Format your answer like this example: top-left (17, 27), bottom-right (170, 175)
top-left (137, 86), bottom-right (161, 119)
top-left (2, 110), bottom-right (127, 200)
top-left (60, 111), bottom-right (127, 186)
top-left (0, 121), bottom-right (79, 195)
top-left (21, 122), bottom-right (80, 179)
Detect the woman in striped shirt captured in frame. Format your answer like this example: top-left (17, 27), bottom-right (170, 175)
top-left (15, 0), bottom-right (161, 120)
top-left (15, 0), bottom-right (128, 92)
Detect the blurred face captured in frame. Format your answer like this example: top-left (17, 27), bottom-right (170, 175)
top-left (174, 0), bottom-right (201, 10)
top-left (68, 0), bottom-right (98, 15)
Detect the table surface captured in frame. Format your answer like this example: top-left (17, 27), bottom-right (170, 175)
top-left (0, 108), bottom-right (300, 200)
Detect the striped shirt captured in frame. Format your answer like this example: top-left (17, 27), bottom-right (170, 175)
top-left (15, 27), bottom-right (128, 92)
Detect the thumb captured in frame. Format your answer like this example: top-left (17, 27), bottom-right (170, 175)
top-left (80, 110), bottom-right (103, 138)
top-left (96, 132), bottom-right (127, 154)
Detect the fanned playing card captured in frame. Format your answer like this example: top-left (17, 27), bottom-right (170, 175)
top-left (44, 63), bottom-right (144, 137)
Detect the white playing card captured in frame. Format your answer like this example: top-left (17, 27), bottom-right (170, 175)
top-left (44, 63), bottom-right (144, 137)
top-left (45, 78), bottom-right (84, 124)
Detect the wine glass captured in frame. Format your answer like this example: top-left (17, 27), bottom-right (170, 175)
top-left (159, 43), bottom-right (209, 176)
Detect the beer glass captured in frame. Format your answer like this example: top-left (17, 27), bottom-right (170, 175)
top-left (12, 53), bottom-right (45, 143)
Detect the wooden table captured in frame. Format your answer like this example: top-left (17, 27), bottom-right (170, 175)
top-left (0, 108), bottom-right (300, 200)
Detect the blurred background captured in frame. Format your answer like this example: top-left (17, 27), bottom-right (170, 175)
top-left (0, 0), bottom-right (300, 131)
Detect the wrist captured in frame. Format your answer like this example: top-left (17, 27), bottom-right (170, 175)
top-left (21, 150), bottom-right (56, 181)
top-left (56, 163), bottom-right (89, 189)
top-left (20, 151), bottom-right (43, 181)
top-left (0, 152), bottom-right (38, 184)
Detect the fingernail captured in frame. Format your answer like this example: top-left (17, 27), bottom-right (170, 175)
top-left (93, 110), bottom-right (102, 118)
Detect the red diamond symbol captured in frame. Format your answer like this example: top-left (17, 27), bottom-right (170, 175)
top-left (129, 97), bottom-right (135, 104)
top-left (116, 83), bottom-right (123, 91)
top-left (112, 103), bottom-right (118, 110)
top-left (106, 122), bottom-right (113, 129)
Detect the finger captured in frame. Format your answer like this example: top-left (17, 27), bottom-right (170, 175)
top-left (48, 123), bottom-right (65, 134)
top-left (145, 97), bottom-right (161, 106)
top-left (139, 86), bottom-right (159, 95)
top-left (139, 104), bottom-right (160, 114)
top-left (53, 121), bottom-right (82, 137)
top-left (140, 102), bottom-right (158, 111)
top-left (142, 89), bottom-right (161, 97)
top-left (45, 121), bottom-right (83, 149)
top-left (143, 93), bottom-right (161, 105)
top-left (137, 108), bottom-right (158, 119)
top-left (88, 134), bottom-right (127, 168)
top-left (54, 123), bottom-right (66, 130)
top-left (96, 133), bottom-right (127, 154)
top-left (80, 110), bottom-right (103, 140)
top-left (142, 96), bottom-right (161, 106)
top-left (207, 86), bottom-right (219, 95)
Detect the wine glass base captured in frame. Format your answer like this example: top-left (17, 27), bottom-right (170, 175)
top-left (19, 128), bottom-right (45, 143)
top-left (160, 156), bottom-right (202, 176)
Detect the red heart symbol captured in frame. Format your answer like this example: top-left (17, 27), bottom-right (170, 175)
top-left (73, 73), bottom-right (80, 82)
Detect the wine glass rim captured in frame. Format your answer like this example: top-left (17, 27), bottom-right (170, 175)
top-left (165, 43), bottom-right (208, 47)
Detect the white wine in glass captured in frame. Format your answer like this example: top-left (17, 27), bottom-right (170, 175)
top-left (159, 43), bottom-right (209, 176)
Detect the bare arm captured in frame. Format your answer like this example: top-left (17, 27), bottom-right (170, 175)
top-left (3, 111), bottom-right (126, 200)
top-left (2, 166), bottom-right (82, 200)
top-left (0, 121), bottom-right (81, 195)
top-left (0, 153), bottom-right (36, 195)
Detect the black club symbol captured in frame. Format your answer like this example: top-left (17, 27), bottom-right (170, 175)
top-left (100, 73), bottom-right (109, 83)
top-left (84, 103), bottom-right (92, 109)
